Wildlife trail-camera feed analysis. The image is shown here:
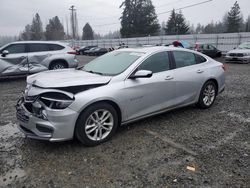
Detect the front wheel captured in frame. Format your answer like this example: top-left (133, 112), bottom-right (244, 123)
top-left (75, 103), bottom-right (118, 146)
top-left (197, 81), bottom-right (217, 109)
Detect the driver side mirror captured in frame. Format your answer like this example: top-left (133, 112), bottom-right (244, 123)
top-left (129, 70), bottom-right (153, 79)
top-left (1, 50), bottom-right (9, 57)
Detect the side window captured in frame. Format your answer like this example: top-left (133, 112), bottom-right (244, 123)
top-left (173, 51), bottom-right (196, 68)
top-left (29, 44), bottom-right (50, 52)
top-left (203, 44), bottom-right (209, 50)
top-left (196, 54), bottom-right (207, 64)
top-left (138, 52), bottom-right (170, 73)
top-left (208, 45), bottom-right (215, 50)
top-left (4, 44), bottom-right (26, 54)
top-left (49, 44), bottom-right (65, 51)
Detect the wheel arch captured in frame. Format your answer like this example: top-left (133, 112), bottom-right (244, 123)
top-left (205, 78), bottom-right (219, 95)
top-left (75, 99), bottom-right (122, 130)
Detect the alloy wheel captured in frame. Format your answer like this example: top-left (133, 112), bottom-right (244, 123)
top-left (84, 109), bottom-right (114, 141)
top-left (203, 84), bottom-right (216, 106)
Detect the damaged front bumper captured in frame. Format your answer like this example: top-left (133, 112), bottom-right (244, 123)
top-left (16, 96), bottom-right (79, 142)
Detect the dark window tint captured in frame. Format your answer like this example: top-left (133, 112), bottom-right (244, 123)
top-left (4, 44), bottom-right (26, 54)
top-left (138, 52), bottom-right (170, 73)
top-left (196, 54), bottom-right (207, 64)
top-left (29, 44), bottom-right (50, 52)
top-left (208, 45), bottom-right (216, 50)
top-left (49, 44), bottom-right (64, 51)
top-left (173, 51), bottom-right (196, 68)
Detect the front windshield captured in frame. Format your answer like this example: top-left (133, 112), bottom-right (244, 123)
top-left (83, 51), bottom-right (144, 76)
top-left (238, 42), bottom-right (250, 49)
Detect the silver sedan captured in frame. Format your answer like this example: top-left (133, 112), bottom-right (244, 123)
top-left (16, 47), bottom-right (225, 146)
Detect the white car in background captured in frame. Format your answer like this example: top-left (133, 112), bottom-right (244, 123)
top-left (0, 41), bottom-right (78, 78)
top-left (226, 42), bottom-right (250, 64)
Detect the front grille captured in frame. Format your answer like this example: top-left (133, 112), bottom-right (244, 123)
top-left (229, 53), bottom-right (244, 57)
top-left (16, 109), bottom-right (29, 123)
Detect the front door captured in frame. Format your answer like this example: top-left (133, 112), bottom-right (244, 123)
top-left (0, 43), bottom-right (28, 76)
top-left (123, 51), bottom-right (176, 121)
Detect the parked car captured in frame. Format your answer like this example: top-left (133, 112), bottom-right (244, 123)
top-left (77, 45), bottom-right (97, 55)
top-left (84, 47), bottom-right (99, 56)
top-left (16, 47), bottom-right (225, 146)
top-left (85, 47), bottom-right (108, 56)
top-left (90, 47), bottom-right (108, 56)
top-left (225, 42), bottom-right (250, 64)
top-left (191, 43), bottom-right (222, 58)
top-left (0, 41), bottom-right (78, 78)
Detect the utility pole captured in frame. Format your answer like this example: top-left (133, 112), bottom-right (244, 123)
top-left (69, 5), bottom-right (76, 39)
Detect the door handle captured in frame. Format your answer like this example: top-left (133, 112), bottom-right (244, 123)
top-left (197, 69), bottom-right (204, 73)
top-left (165, 76), bottom-right (174, 80)
top-left (20, 56), bottom-right (26, 58)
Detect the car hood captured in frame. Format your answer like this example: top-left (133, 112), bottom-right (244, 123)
top-left (27, 69), bottom-right (112, 88)
top-left (228, 49), bottom-right (250, 53)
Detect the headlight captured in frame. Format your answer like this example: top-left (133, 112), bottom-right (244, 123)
top-left (52, 100), bottom-right (73, 109)
top-left (243, 53), bottom-right (250, 56)
top-left (39, 92), bottom-right (74, 110)
top-left (32, 101), bottom-right (48, 120)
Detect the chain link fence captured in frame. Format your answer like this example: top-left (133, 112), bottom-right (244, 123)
top-left (64, 32), bottom-right (250, 53)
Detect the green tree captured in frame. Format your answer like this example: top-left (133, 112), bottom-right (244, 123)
top-left (20, 24), bottom-right (32, 40)
top-left (30, 13), bottom-right (44, 40)
top-left (120, 0), bottom-right (160, 37)
top-left (245, 15), bottom-right (250, 32)
top-left (164, 10), bottom-right (189, 35)
top-left (82, 23), bottom-right (94, 40)
top-left (226, 1), bottom-right (243, 32)
top-left (45, 16), bottom-right (65, 40)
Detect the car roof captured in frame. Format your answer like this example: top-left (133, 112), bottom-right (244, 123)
top-left (118, 46), bottom-right (195, 54)
top-left (8, 41), bottom-right (67, 45)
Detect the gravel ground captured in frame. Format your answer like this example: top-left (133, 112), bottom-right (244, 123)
top-left (0, 56), bottom-right (249, 188)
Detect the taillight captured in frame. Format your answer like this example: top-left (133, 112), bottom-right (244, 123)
top-left (67, 51), bottom-right (77, 55)
top-left (222, 64), bottom-right (226, 71)
top-left (194, 44), bottom-right (199, 51)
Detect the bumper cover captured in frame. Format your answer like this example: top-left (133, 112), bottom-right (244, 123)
top-left (16, 97), bottom-right (79, 142)
top-left (225, 56), bottom-right (250, 63)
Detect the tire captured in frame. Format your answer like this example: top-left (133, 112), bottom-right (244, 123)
top-left (75, 102), bottom-right (119, 146)
top-left (49, 61), bottom-right (67, 70)
top-left (197, 81), bottom-right (217, 109)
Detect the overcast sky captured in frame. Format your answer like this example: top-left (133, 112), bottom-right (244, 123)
top-left (0, 0), bottom-right (249, 36)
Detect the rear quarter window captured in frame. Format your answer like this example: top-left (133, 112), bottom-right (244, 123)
top-left (49, 44), bottom-right (65, 51)
top-left (196, 54), bottom-right (207, 64)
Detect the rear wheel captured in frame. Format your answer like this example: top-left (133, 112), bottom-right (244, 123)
top-left (197, 81), bottom-right (217, 109)
top-left (49, 61), bottom-right (67, 70)
top-left (75, 102), bottom-right (118, 146)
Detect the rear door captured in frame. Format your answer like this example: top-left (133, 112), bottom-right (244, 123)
top-left (123, 51), bottom-right (176, 120)
top-left (27, 43), bottom-right (51, 73)
top-left (171, 51), bottom-right (207, 106)
top-left (0, 43), bottom-right (28, 76)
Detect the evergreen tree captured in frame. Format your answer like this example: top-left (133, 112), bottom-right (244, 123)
top-left (45, 16), bottom-right (65, 40)
top-left (226, 1), bottom-right (243, 32)
top-left (30, 13), bottom-right (44, 40)
top-left (245, 15), bottom-right (250, 32)
top-left (20, 24), bottom-right (32, 40)
top-left (120, 0), bottom-right (160, 37)
top-left (164, 9), bottom-right (189, 35)
top-left (82, 23), bottom-right (94, 40)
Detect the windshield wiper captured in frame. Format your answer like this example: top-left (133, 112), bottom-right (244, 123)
top-left (76, 65), bottom-right (84, 70)
top-left (84, 70), bottom-right (104, 75)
